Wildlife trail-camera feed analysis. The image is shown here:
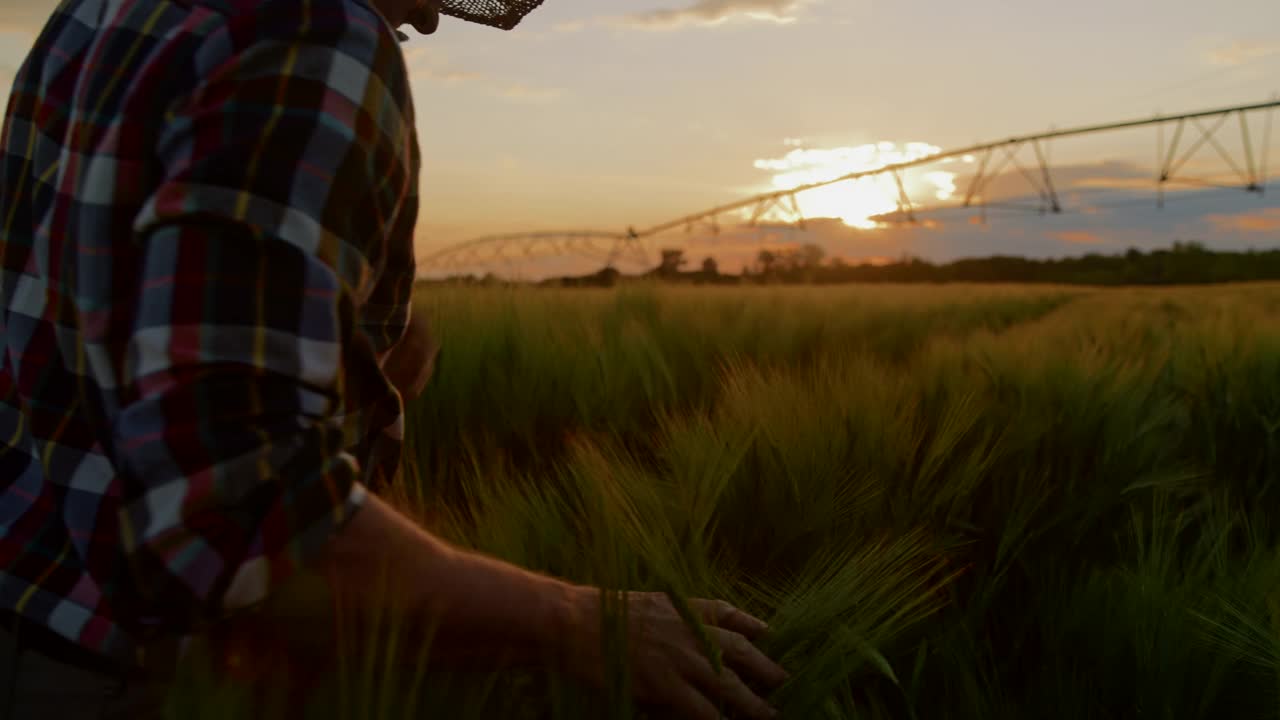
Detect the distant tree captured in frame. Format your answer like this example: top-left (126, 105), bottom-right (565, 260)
top-left (757, 249), bottom-right (778, 276)
top-left (592, 266), bottom-right (621, 287)
top-left (798, 243), bottom-right (826, 269)
top-left (536, 243), bottom-right (1280, 289)
top-left (657, 248), bottom-right (686, 276)
top-left (701, 256), bottom-right (719, 276)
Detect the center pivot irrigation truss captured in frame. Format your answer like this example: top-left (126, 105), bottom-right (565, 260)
top-left (418, 99), bottom-right (1279, 276)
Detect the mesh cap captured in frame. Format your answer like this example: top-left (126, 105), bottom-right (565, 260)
top-left (437, 0), bottom-right (545, 29)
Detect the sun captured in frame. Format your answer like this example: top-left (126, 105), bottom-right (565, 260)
top-left (754, 142), bottom-right (966, 228)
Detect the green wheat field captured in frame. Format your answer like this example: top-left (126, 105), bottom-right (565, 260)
top-left (173, 282), bottom-right (1280, 719)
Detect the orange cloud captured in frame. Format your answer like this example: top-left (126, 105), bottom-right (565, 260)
top-left (1054, 231), bottom-right (1104, 245)
top-left (1206, 208), bottom-right (1280, 233)
top-left (1071, 177), bottom-right (1156, 191)
top-left (832, 255), bottom-right (895, 267)
top-left (1204, 41), bottom-right (1280, 67)
top-left (614, 0), bottom-right (811, 30)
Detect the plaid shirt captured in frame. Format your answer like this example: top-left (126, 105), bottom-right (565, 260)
top-left (0, 0), bottom-right (419, 666)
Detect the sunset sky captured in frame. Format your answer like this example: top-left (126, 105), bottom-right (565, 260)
top-left (2, 0), bottom-right (1279, 274)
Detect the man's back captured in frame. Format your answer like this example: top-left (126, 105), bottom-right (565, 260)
top-left (0, 0), bottom-right (418, 666)
top-left (0, 2), bottom-right (791, 717)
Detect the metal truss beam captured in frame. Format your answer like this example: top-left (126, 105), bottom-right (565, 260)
top-left (630, 99), bottom-right (1278, 239)
top-left (418, 230), bottom-right (629, 274)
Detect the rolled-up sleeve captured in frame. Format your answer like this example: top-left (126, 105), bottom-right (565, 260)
top-left (107, 2), bottom-right (418, 625)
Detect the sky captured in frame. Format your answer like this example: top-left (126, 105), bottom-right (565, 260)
top-left (2, 0), bottom-right (1280, 275)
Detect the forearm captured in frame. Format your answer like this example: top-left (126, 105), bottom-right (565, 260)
top-left (267, 492), bottom-right (582, 669)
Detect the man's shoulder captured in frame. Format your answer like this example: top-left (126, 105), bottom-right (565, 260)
top-left (180, 0), bottom-right (400, 58)
top-left (180, 0), bottom-right (387, 24)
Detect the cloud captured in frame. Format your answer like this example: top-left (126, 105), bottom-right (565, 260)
top-left (421, 152), bottom-right (1280, 280)
top-left (670, 181), bottom-right (1280, 270)
top-left (1053, 231), bottom-right (1104, 245)
top-left (552, 19), bottom-right (588, 33)
top-left (1068, 176), bottom-right (1157, 191)
top-left (496, 83), bottom-right (564, 101)
top-left (1206, 208), bottom-right (1280, 233)
top-left (611, 0), bottom-right (814, 30)
top-left (425, 182), bottom-right (1280, 280)
top-left (1204, 41), bottom-right (1280, 67)
top-left (417, 67), bottom-right (485, 85)
top-left (956, 159), bottom-right (1152, 200)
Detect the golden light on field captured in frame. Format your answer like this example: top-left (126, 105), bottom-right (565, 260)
top-left (754, 142), bottom-right (971, 229)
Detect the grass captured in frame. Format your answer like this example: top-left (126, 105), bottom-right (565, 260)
top-left (172, 282), bottom-right (1280, 718)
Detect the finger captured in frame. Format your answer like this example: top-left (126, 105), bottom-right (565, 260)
top-left (713, 628), bottom-right (789, 688)
top-left (687, 662), bottom-right (777, 720)
top-left (691, 599), bottom-right (770, 639)
top-left (665, 679), bottom-right (725, 720)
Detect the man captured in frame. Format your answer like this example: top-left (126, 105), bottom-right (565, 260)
top-left (0, 0), bottom-right (788, 717)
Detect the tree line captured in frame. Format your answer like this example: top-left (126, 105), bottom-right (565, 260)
top-left (429, 241), bottom-right (1280, 288)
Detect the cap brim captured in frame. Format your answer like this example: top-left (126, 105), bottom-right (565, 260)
top-left (436, 0), bottom-right (545, 30)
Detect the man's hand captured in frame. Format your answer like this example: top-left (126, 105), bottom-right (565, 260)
top-left (557, 588), bottom-right (788, 720)
top-left (234, 496), bottom-right (789, 720)
top-left (379, 310), bottom-right (439, 404)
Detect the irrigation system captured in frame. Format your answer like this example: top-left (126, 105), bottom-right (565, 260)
top-left (418, 99), bottom-right (1280, 277)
